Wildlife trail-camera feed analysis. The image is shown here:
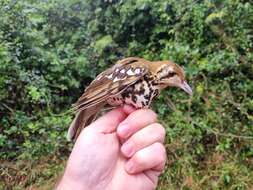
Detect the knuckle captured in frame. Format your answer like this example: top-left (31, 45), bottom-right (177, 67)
top-left (140, 109), bottom-right (157, 120)
top-left (129, 109), bottom-right (157, 124)
top-left (132, 152), bottom-right (144, 166)
top-left (148, 109), bottom-right (158, 121)
top-left (157, 125), bottom-right (166, 141)
top-left (154, 123), bottom-right (165, 135)
top-left (150, 123), bottom-right (166, 142)
top-left (134, 135), bottom-right (144, 146)
top-left (153, 142), bottom-right (166, 163)
top-left (138, 109), bottom-right (157, 122)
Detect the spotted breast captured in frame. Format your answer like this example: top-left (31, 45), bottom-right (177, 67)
top-left (107, 75), bottom-right (160, 108)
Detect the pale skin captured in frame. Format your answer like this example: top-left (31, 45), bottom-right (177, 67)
top-left (57, 105), bottom-right (166, 190)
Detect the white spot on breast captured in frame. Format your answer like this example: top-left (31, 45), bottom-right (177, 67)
top-left (126, 69), bottom-right (135, 76)
top-left (135, 82), bottom-right (142, 91)
top-left (120, 69), bottom-right (125, 73)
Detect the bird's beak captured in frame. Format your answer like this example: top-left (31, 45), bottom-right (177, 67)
top-left (179, 81), bottom-right (193, 96)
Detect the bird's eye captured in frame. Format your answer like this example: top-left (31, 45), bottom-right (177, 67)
top-left (160, 72), bottom-right (176, 80)
top-left (168, 72), bottom-right (176, 78)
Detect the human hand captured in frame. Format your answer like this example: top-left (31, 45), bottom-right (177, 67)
top-left (57, 105), bottom-right (166, 190)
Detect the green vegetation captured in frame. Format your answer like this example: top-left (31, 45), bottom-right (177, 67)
top-left (0, 0), bottom-right (252, 189)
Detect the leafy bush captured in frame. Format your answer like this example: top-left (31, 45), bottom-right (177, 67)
top-left (0, 0), bottom-right (252, 189)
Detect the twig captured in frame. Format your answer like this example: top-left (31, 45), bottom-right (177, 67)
top-left (207, 128), bottom-right (253, 140)
top-left (1, 103), bottom-right (14, 113)
top-left (193, 121), bottom-right (253, 140)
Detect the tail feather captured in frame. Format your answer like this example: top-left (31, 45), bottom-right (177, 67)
top-left (67, 104), bottom-right (104, 141)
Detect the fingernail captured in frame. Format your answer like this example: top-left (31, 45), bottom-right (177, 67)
top-left (117, 124), bottom-right (130, 137)
top-left (125, 161), bottom-right (135, 173)
top-left (121, 142), bottom-right (134, 157)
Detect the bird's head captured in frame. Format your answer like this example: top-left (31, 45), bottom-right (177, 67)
top-left (153, 61), bottom-right (192, 95)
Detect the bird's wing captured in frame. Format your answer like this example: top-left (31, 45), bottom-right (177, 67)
top-left (74, 57), bottom-right (150, 111)
top-left (68, 102), bottom-right (105, 141)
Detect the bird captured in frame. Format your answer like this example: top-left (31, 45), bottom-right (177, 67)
top-left (68, 57), bottom-right (192, 141)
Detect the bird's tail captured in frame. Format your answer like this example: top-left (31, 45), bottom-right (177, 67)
top-left (67, 104), bottom-right (104, 141)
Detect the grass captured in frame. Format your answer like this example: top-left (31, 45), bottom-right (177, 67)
top-left (1, 138), bottom-right (253, 190)
top-left (0, 156), bottom-right (66, 190)
top-left (158, 150), bottom-right (253, 190)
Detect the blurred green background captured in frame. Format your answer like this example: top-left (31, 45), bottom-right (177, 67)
top-left (0, 0), bottom-right (253, 189)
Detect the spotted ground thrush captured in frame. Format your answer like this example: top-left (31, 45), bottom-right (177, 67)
top-left (68, 57), bottom-right (192, 141)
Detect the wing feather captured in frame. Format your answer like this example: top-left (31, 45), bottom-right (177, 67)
top-left (74, 57), bottom-right (150, 111)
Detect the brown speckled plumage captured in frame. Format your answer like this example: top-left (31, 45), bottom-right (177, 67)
top-left (68, 57), bottom-right (192, 141)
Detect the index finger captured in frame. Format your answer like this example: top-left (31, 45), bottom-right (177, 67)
top-left (90, 105), bottom-right (136, 134)
top-left (117, 109), bottom-right (157, 140)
